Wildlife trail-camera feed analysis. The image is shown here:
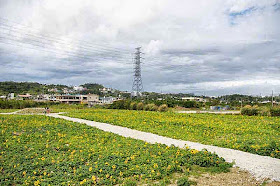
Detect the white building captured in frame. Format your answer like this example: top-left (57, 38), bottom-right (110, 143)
top-left (73, 86), bottom-right (85, 91)
top-left (182, 97), bottom-right (207, 102)
top-left (8, 93), bottom-right (15, 99)
top-left (100, 96), bottom-right (117, 104)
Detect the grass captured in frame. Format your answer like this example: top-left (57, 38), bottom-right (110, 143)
top-left (0, 109), bottom-right (19, 113)
top-left (64, 109), bottom-right (280, 158)
top-left (0, 114), bottom-right (231, 185)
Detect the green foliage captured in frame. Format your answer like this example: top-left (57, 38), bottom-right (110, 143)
top-left (258, 106), bottom-right (271, 116)
top-left (270, 107), bottom-right (280, 117)
top-left (65, 109), bottom-right (280, 158)
top-left (80, 83), bottom-right (104, 95)
top-left (144, 103), bottom-right (158, 111)
top-left (0, 81), bottom-right (67, 95)
top-left (158, 104), bottom-right (168, 112)
top-left (0, 115), bottom-right (231, 185)
top-left (241, 105), bottom-right (258, 116)
top-left (0, 99), bottom-right (58, 109)
top-left (177, 177), bottom-right (191, 186)
top-left (130, 102), bottom-right (137, 110)
top-left (241, 105), bottom-right (280, 117)
top-left (136, 102), bottom-right (144, 110)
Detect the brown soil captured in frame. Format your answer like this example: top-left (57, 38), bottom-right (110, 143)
top-left (189, 168), bottom-right (280, 186)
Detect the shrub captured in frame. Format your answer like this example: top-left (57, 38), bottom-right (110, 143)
top-left (144, 104), bottom-right (151, 111)
top-left (270, 107), bottom-right (280, 117)
top-left (158, 104), bottom-right (168, 112)
top-left (241, 105), bottom-right (258, 116)
top-left (144, 103), bottom-right (158, 111)
top-left (258, 106), bottom-right (271, 116)
top-left (150, 104), bottom-right (158, 111)
top-left (136, 102), bottom-right (144, 110)
top-left (130, 102), bottom-right (137, 110)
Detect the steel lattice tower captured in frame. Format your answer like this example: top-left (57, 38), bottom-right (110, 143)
top-left (132, 47), bottom-right (143, 97)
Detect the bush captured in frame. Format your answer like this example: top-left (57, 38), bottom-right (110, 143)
top-left (150, 104), bottom-right (158, 111)
top-left (241, 105), bottom-right (258, 116)
top-left (258, 106), bottom-right (271, 116)
top-left (144, 103), bottom-right (158, 111)
top-left (158, 104), bottom-right (168, 112)
top-left (136, 102), bottom-right (144, 110)
top-left (270, 107), bottom-right (280, 117)
top-left (130, 102), bottom-right (137, 110)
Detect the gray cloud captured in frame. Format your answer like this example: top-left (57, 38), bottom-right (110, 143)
top-left (0, 0), bottom-right (280, 96)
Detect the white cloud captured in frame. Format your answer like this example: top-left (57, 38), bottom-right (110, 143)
top-left (0, 0), bottom-right (279, 95)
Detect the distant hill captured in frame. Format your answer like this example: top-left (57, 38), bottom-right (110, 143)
top-left (0, 81), bottom-right (105, 95)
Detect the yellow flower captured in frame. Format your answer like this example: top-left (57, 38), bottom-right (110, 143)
top-left (92, 175), bottom-right (96, 181)
top-left (34, 180), bottom-right (40, 186)
top-left (153, 163), bottom-right (158, 168)
top-left (41, 157), bottom-right (45, 161)
top-left (99, 169), bottom-right (102, 173)
top-left (80, 179), bottom-right (87, 185)
top-left (119, 171), bottom-right (123, 176)
top-left (191, 149), bottom-right (198, 154)
top-left (23, 171), bottom-right (26, 176)
top-left (112, 165), bottom-right (116, 169)
top-left (89, 167), bottom-right (92, 171)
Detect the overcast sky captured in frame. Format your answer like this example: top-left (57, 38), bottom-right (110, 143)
top-left (0, 0), bottom-right (279, 96)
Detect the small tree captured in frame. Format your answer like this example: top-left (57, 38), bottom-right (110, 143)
top-left (136, 102), bottom-right (144, 110)
top-left (158, 104), bottom-right (168, 112)
top-left (130, 102), bottom-right (137, 110)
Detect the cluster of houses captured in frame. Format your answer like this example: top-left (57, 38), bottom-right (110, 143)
top-left (1, 93), bottom-right (121, 105)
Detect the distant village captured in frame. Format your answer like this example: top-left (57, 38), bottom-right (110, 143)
top-left (0, 82), bottom-right (279, 110)
top-left (0, 86), bottom-right (124, 106)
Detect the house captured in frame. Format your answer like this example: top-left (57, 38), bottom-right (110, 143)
top-left (0, 95), bottom-right (6, 99)
top-left (18, 94), bottom-right (32, 100)
top-left (99, 96), bottom-right (117, 104)
top-left (87, 94), bottom-right (100, 106)
top-left (99, 87), bottom-right (114, 94)
top-left (8, 93), bottom-right (15, 99)
top-left (182, 97), bottom-right (207, 102)
top-left (55, 94), bottom-right (99, 105)
top-left (73, 86), bottom-right (85, 91)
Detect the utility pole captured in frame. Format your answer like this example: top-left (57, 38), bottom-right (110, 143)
top-left (272, 90), bottom-right (274, 107)
top-left (132, 47), bottom-right (143, 97)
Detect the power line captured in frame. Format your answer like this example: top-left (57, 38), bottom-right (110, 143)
top-left (0, 27), bottom-right (130, 61)
top-left (0, 18), bottom-right (133, 53)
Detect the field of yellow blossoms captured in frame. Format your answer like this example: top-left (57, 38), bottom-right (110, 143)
top-left (65, 109), bottom-right (280, 159)
top-left (0, 114), bottom-right (231, 185)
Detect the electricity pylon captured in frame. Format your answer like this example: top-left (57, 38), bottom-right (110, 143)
top-left (132, 47), bottom-right (143, 97)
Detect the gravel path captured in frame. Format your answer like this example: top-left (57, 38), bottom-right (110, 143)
top-left (48, 113), bottom-right (280, 182)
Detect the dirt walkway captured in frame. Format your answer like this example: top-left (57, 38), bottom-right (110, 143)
top-left (47, 113), bottom-right (280, 182)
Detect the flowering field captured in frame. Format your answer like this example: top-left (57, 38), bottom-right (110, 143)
top-left (0, 115), bottom-right (231, 185)
top-left (64, 109), bottom-right (280, 158)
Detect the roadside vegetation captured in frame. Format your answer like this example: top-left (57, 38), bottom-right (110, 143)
top-left (64, 109), bottom-right (280, 158)
top-left (241, 105), bottom-right (280, 117)
top-left (0, 109), bottom-right (19, 113)
top-left (0, 115), bottom-right (231, 185)
top-left (0, 99), bottom-right (59, 109)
